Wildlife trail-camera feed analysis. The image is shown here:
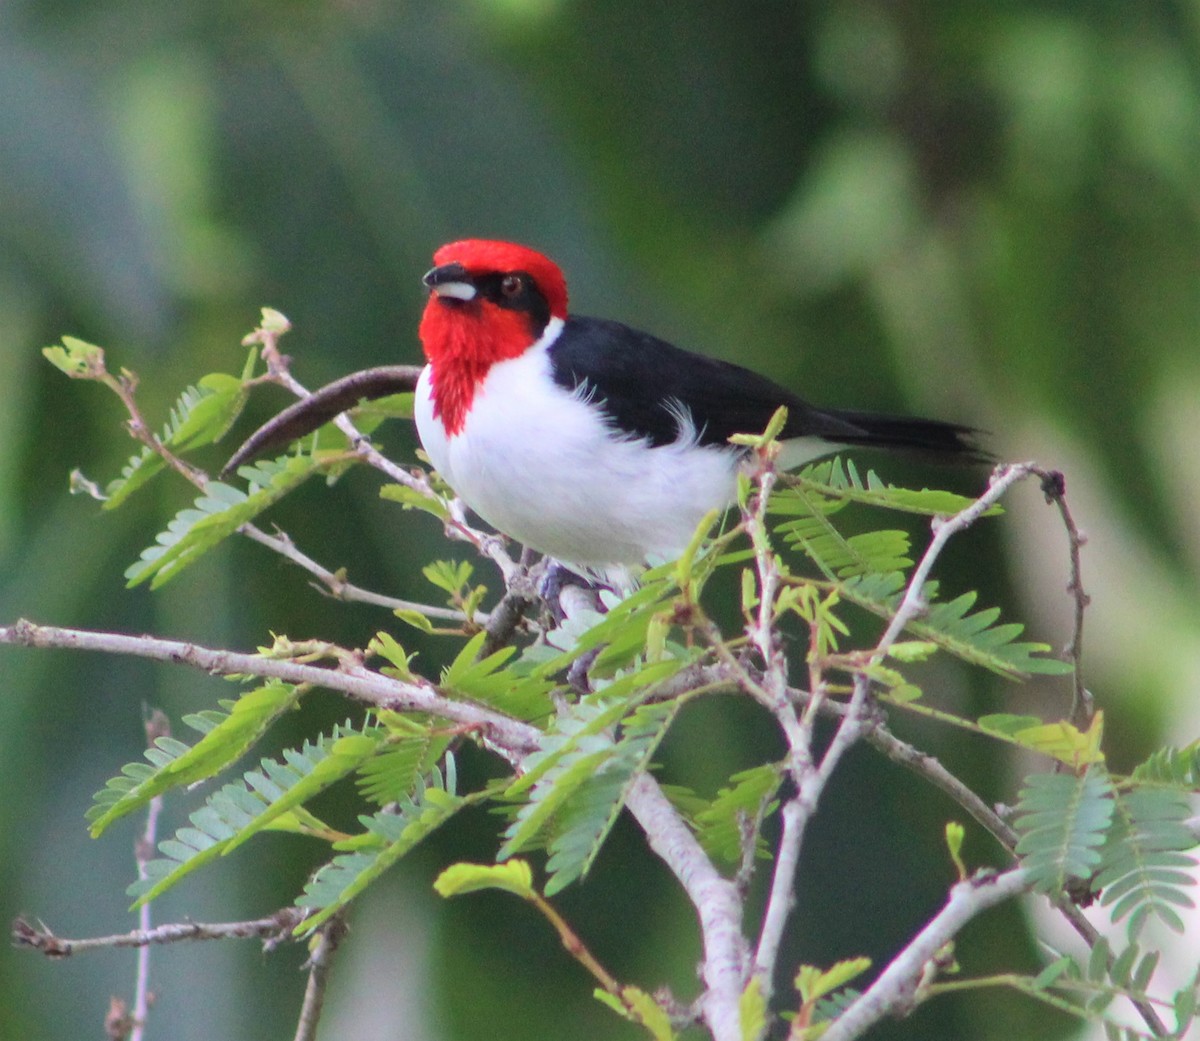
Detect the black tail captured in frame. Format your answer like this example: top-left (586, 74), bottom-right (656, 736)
top-left (820, 407), bottom-right (989, 463)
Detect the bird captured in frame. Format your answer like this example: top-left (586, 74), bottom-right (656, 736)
top-left (413, 239), bottom-right (981, 585)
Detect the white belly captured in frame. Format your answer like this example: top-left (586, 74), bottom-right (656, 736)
top-left (414, 340), bottom-right (742, 571)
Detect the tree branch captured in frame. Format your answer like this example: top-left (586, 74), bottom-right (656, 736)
top-left (292, 912), bottom-right (348, 1041)
top-left (12, 909), bottom-right (307, 957)
top-left (821, 868), bottom-right (1032, 1041)
top-left (0, 620), bottom-right (540, 761)
top-left (625, 773), bottom-right (748, 1041)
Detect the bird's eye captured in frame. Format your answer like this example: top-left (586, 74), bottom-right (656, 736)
top-left (500, 274), bottom-right (523, 298)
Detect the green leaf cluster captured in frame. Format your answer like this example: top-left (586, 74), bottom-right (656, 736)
top-left (1014, 765), bottom-right (1197, 939)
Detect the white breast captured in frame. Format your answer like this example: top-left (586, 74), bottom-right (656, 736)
top-left (413, 320), bottom-right (743, 574)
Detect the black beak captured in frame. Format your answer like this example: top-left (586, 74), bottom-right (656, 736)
top-left (422, 262), bottom-right (470, 289)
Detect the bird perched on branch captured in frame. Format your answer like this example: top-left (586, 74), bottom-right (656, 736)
top-left (414, 239), bottom-right (981, 584)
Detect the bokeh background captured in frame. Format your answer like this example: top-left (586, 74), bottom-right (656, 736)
top-left (1, 2), bottom-right (1198, 1039)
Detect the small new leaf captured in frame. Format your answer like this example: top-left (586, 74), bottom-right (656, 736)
top-left (945, 822), bottom-right (968, 881)
top-left (980, 712), bottom-right (1105, 767)
top-left (434, 860), bottom-right (535, 900)
top-left (740, 976), bottom-right (768, 1041)
top-left (43, 336), bottom-right (108, 379)
top-left (795, 957), bottom-right (872, 1004)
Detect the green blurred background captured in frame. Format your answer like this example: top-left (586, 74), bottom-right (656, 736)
top-left (2, 1), bottom-right (1198, 1038)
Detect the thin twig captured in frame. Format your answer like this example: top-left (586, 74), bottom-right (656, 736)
top-left (864, 724), bottom-right (1019, 851)
top-left (240, 523), bottom-right (478, 623)
top-left (13, 909), bottom-right (307, 957)
top-left (129, 711), bottom-right (169, 1041)
top-left (93, 315), bottom-right (510, 623)
top-left (754, 463), bottom-right (1040, 1002)
top-left (528, 891), bottom-right (622, 994)
top-left (821, 869), bottom-right (1033, 1041)
top-left (0, 620), bottom-right (540, 761)
top-left (875, 462), bottom-right (1035, 656)
top-left (292, 911), bottom-right (349, 1041)
top-left (1029, 467), bottom-right (1093, 728)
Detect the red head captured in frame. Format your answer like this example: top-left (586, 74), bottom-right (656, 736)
top-left (419, 240), bottom-right (569, 434)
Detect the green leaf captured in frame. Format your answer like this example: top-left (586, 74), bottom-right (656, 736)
top-left (788, 458), bottom-right (995, 516)
top-left (693, 764), bottom-right (783, 865)
top-left (533, 574), bottom-right (678, 676)
top-left (1130, 741), bottom-right (1200, 789)
top-left (43, 336), bottom-right (107, 379)
top-left (297, 768), bottom-right (469, 931)
top-left (102, 447), bottom-right (167, 511)
top-left (103, 374), bottom-right (251, 511)
top-left (887, 640), bottom-right (938, 662)
top-left (739, 976), bottom-right (767, 1041)
top-left (1014, 766), bottom-right (1115, 894)
top-left (1095, 786), bottom-right (1197, 938)
top-left (423, 559), bottom-right (474, 596)
top-left (795, 957), bottom-right (872, 1004)
top-left (499, 742), bottom-right (616, 860)
top-left (380, 482), bottom-right (450, 521)
top-left (771, 484), bottom-right (912, 579)
top-left (441, 631), bottom-right (555, 720)
top-left (945, 821), bottom-right (967, 880)
top-left (124, 453), bottom-right (342, 588)
top-left (356, 731), bottom-right (450, 806)
top-left (220, 733), bottom-right (381, 856)
top-left (433, 860), bottom-right (535, 900)
top-left (1031, 956), bottom-right (1076, 991)
top-left (542, 701), bottom-right (679, 895)
top-left (393, 608), bottom-right (435, 633)
top-left (592, 987), bottom-right (678, 1041)
top-left (88, 681), bottom-right (302, 836)
top-left (979, 712), bottom-right (1106, 767)
top-left (623, 987), bottom-right (677, 1041)
top-left (841, 577), bottom-right (1073, 678)
top-left (167, 373), bottom-right (250, 451)
top-left (127, 729), bottom-right (375, 906)
top-left (368, 631), bottom-right (418, 681)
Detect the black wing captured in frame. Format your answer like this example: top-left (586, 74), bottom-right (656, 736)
top-left (548, 316), bottom-right (859, 447)
top-left (548, 316), bottom-right (983, 459)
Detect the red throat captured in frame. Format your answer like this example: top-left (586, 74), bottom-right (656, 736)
top-left (419, 240), bottom-right (569, 437)
top-left (419, 296), bottom-right (540, 436)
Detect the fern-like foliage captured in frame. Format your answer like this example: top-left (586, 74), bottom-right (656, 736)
top-left (692, 763), bottom-right (783, 865)
top-left (1095, 787), bottom-right (1197, 938)
top-left (770, 492), bottom-right (912, 579)
top-left (790, 458), bottom-right (990, 517)
top-left (1130, 741), bottom-right (1200, 789)
top-left (356, 726), bottom-right (451, 806)
top-left (105, 373), bottom-right (251, 510)
top-left (499, 699), bottom-right (632, 860)
top-left (1006, 939), bottom-right (1200, 1041)
top-left (440, 631), bottom-right (555, 720)
top-left (297, 766), bottom-right (470, 931)
top-left (542, 700), bottom-right (679, 895)
top-left (1014, 766), bottom-right (1115, 893)
top-left (532, 571), bottom-right (681, 676)
top-left (88, 681), bottom-right (303, 836)
top-left (841, 574), bottom-right (1073, 678)
top-left (499, 663), bottom-right (683, 857)
top-left (125, 453), bottom-right (346, 589)
top-left (129, 729), bottom-right (383, 906)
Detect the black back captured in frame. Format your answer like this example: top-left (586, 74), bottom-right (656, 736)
top-left (547, 316), bottom-right (864, 447)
